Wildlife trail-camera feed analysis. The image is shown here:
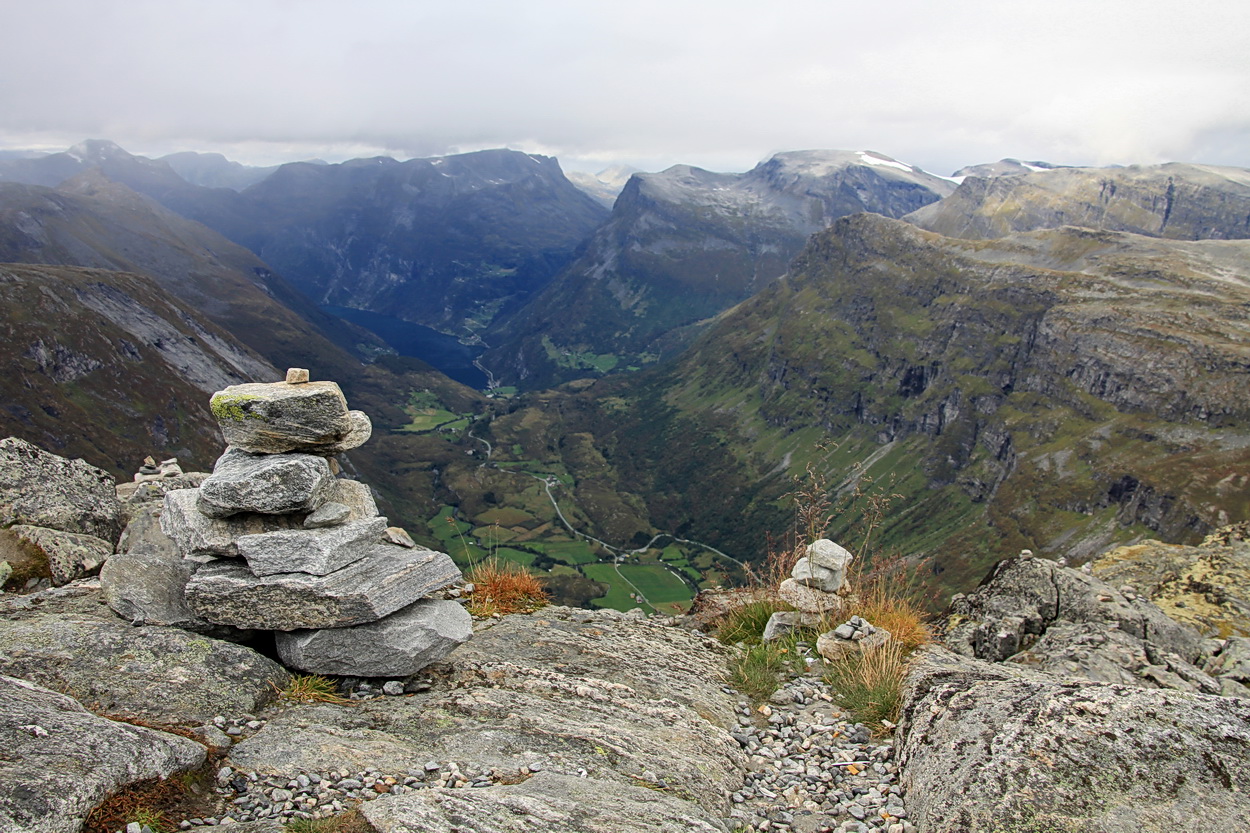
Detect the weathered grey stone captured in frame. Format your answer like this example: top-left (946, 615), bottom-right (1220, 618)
top-left (227, 607), bottom-right (742, 815)
top-left (116, 472), bottom-right (207, 531)
top-left (210, 380), bottom-right (352, 453)
top-left (896, 644), bottom-right (1250, 832)
top-left (100, 547), bottom-right (243, 638)
top-left (285, 367), bottom-right (310, 384)
top-left (303, 501), bottom-right (351, 529)
top-left (197, 447), bottom-right (335, 518)
top-left (360, 771), bottom-right (728, 833)
top-left (777, 577), bottom-right (847, 625)
top-left (0, 584), bottom-right (288, 725)
top-left (185, 544), bottom-right (461, 630)
top-left (805, 539), bottom-right (853, 588)
top-left (1008, 621), bottom-right (1224, 694)
top-left (0, 674), bottom-right (205, 833)
top-left (327, 477), bottom-right (379, 519)
top-left (161, 488), bottom-right (306, 558)
top-left (276, 598), bottom-right (472, 675)
top-left (0, 436), bottom-right (123, 544)
top-left (790, 556), bottom-right (840, 592)
top-left (943, 554), bottom-right (1206, 664)
top-left (237, 517), bottom-right (388, 576)
top-left (318, 409), bottom-right (372, 454)
top-left (1, 524), bottom-right (112, 585)
top-left (116, 500), bottom-right (180, 558)
top-left (817, 626), bottom-right (891, 662)
top-left (762, 610), bottom-right (799, 642)
top-left (383, 526), bottom-right (416, 547)
top-left (1212, 636), bottom-right (1250, 683)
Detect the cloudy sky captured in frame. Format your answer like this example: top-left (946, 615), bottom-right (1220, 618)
top-left (2, 0), bottom-right (1248, 176)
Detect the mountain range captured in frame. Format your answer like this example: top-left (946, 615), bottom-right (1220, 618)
top-left (2, 140), bottom-right (1248, 603)
top-left (481, 150), bottom-right (955, 388)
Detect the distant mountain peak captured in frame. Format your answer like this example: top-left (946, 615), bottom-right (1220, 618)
top-left (67, 139), bottom-right (131, 164)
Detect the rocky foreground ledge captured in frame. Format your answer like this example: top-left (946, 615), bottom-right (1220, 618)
top-left (2, 426), bottom-right (1250, 832)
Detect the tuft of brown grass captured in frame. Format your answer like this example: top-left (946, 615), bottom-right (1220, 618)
top-left (466, 558), bottom-right (549, 616)
top-left (843, 552), bottom-right (933, 651)
top-left (84, 777), bottom-right (186, 833)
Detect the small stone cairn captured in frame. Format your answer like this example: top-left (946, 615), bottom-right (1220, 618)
top-left (763, 539), bottom-right (856, 640)
top-left (763, 539), bottom-right (893, 661)
top-left (158, 369), bottom-right (471, 677)
top-left (816, 614), bottom-right (891, 662)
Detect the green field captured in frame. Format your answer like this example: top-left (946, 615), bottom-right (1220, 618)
top-left (472, 525), bottom-right (519, 544)
top-left (618, 563), bottom-right (694, 613)
top-left (493, 547), bottom-right (539, 568)
top-left (474, 507), bottom-right (536, 527)
top-left (528, 539), bottom-right (598, 565)
top-left (582, 563), bottom-right (647, 612)
top-left (581, 562), bottom-right (695, 614)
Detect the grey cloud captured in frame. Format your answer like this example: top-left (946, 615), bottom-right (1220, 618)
top-left (2, 0), bottom-right (1248, 176)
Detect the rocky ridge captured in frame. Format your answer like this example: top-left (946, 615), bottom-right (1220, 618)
top-left (906, 161), bottom-right (1250, 241)
top-left (482, 150), bottom-right (954, 388)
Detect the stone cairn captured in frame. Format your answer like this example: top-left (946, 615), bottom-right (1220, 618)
top-left (763, 538), bottom-right (892, 661)
top-left (158, 369), bottom-right (472, 677)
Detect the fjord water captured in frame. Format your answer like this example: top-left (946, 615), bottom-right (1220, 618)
top-left (323, 305), bottom-right (488, 388)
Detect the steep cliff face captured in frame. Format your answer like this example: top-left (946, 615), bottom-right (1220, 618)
top-left (584, 214), bottom-right (1250, 590)
top-left (906, 162), bottom-right (1250, 240)
top-left (0, 177), bottom-right (381, 380)
top-left (482, 151), bottom-right (954, 389)
top-left (0, 263), bottom-right (268, 473)
top-left (219, 149), bottom-right (608, 333)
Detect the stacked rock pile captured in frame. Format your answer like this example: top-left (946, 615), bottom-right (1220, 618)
top-left (816, 615), bottom-right (891, 662)
top-left (158, 369), bottom-right (472, 677)
top-left (764, 539), bottom-right (856, 639)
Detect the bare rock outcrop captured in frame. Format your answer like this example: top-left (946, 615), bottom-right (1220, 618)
top-left (0, 674), bottom-right (205, 833)
top-left (0, 437), bottom-right (124, 545)
top-left (0, 581), bottom-right (288, 726)
top-left (226, 607), bottom-right (744, 820)
top-left (1091, 524), bottom-right (1250, 637)
top-left (896, 644), bottom-right (1250, 832)
top-left (360, 770), bottom-right (728, 832)
top-left (941, 552), bottom-right (1218, 691)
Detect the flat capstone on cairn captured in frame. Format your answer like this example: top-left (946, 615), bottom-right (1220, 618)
top-left (764, 539), bottom-right (893, 662)
top-left (159, 368), bottom-right (472, 676)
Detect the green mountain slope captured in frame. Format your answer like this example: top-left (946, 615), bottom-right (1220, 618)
top-left (569, 213), bottom-right (1250, 593)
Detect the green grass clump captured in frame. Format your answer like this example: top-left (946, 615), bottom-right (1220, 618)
top-left (823, 640), bottom-right (907, 733)
top-left (284, 809), bottom-right (371, 833)
top-left (716, 599), bottom-right (786, 646)
top-left (716, 599), bottom-right (817, 701)
top-left (727, 631), bottom-right (815, 702)
top-left (279, 674), bottom-right (353, 705)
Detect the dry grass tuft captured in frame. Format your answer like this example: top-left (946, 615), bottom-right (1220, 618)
top-left (284, 809), bottom-right (373, 833)
top-left (84, 777), bottom-right (185, 833)
top-left (466, 558), bottom-right (549, 616)
top-left (823, 640), bottom-right (907, 734)
top-left (277, 674), bottom-right (354, 705)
